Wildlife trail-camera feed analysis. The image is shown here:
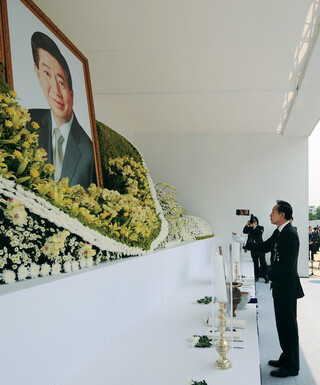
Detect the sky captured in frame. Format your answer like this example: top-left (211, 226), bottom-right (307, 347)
top-left (309, 120), bottom-right (320, 207)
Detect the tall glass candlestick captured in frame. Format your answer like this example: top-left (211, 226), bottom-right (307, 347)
top-left (233, 241), bottom-right (240, 262)
top-left (233, 242), bottom-right (240, 283)
top-left (212, 253), bottom-right (227, 303)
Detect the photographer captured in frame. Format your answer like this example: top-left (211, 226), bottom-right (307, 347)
top-left (243, 215), bottom-right (269, 283)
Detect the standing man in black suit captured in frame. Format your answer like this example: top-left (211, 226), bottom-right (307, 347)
top-left (243, 215), bottom-right (268, 283)
top-left (233, 200), bottom-right (304, 378)
top-left (29, 31), bottom-right (96, 189)
top-left (309, 225), bottom-right (315, 261)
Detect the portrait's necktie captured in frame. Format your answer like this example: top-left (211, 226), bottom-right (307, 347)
top-left (53, 127), bottom-right (64, 181)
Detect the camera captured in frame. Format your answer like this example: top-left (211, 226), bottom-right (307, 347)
top-left (249, 214), bottom-right (255, 224)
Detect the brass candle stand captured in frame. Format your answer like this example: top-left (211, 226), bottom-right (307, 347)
top-left (213, 301), bottom-right (232, 370)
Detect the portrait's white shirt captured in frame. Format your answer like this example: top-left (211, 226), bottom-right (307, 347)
top-left (51, 111), bottom-right (73, 156)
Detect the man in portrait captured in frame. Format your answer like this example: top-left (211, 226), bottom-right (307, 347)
top-left (28, 31), bottom-right (96, 189)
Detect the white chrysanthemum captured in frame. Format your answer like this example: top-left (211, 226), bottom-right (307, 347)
top-left (51, 263), bottom-right (61, 275)
top-left (186, 379), bottom-right (193, 385)
top-left (17, 265), bottom-right (29, 281)
top-left (40, 263), bottom-right (51, 276)
top-left (30, 263), bottom-right (40, 279)
top-left (87, 257), bottom-right (94, 267)
top-left (79, 258), bottom-right (87, 269)
top-left (2, 269), bottom-right (16, 284)
top-left (190, 336), bottom-right (200, 347)
top-left (72, 261), bottom-right (79, 271)
top-left (63, 261), bottom-right (72, 273)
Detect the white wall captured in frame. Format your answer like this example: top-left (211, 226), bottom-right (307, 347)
top-left (134, 132), bottom-right (309, 276)
top-left (0, 239), bottom-right (212, 385)
top-left (93, 97), bottom-right (135, 143)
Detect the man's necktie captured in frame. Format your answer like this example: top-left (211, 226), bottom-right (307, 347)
top-left (273, 229), bottom-right (280, 263)
top-left (53, 127), bottom-right (64, 181)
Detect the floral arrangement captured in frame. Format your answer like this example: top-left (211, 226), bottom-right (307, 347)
top-left (196, 296), bottom-right (212, 304)
top-left (0, 70), bottom-right (212, 285)
top-left (0, 90), bottom-right (54, 185)
top-left (0, 85), bottom-right (169, 283)
top-left (0, 90), bottom-right (168, 247)
top-left (155, 183), bottom-right (185, 246)
top-left (0, 194), bottom-right (118, 284)
top-left (155, 183), bottom-right (214, 245)
top-left (186, 379), bottom-right (208, 385)
top-left (189, 334), bottom-right (212, 348)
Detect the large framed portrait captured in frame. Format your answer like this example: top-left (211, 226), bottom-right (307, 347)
top-left (0, 0), bottom-right (103, 189)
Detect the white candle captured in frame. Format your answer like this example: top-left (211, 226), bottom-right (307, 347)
top-left (233, 241), bottom-right (240, 263)
top-left (212, 253), bottom-right (228, 303)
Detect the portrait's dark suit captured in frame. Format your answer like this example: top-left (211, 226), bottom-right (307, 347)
top-left (244, 222), bottom-right (304, 374)
top-left (243, 224), bottom-right (267, 280)
top-left (29, 109), bottom-right (96, 189)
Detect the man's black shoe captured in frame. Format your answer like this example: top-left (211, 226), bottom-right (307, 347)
top-left (270, 368), bottom-right (298, 377)
top-left (268, 360), bottom-right (282, 368)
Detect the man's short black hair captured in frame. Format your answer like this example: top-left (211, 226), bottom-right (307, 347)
top-left (31, 31), bottom-right (73, 91)
top-left (276, 200), bottom-right (293, 220)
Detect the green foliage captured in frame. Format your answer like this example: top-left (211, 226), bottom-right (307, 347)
top-left (194, 335), bottom-right (212, 348)
top-left (196, 296), bottom-right (212, 304)
top-left (309, 206), bottom-right (320, 220)
top-left (96, 121), bottom-right (142, 188)
top-left (196, 234), bottom-right (214, 240)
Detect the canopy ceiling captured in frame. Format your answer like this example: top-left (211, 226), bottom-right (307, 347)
top-left (32, 0), bottom-right (320, 136)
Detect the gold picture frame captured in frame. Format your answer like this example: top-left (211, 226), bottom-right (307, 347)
top-left (0, 0), bottom-right (103, 188)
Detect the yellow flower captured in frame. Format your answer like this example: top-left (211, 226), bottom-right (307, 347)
top-left (35, 183), bottom-right (51, 196)
top-left (9, 90), bottom-right (17, 98)
top-left (6, 107), bottom-right (14, 116)
top-left (13, 150), bottom-right (23, 160)
top-left (4, 198), bottom-right (28, 226)
top-left (12, 135), bottom-right (21, 143)
top-left (16, 159), bottom-right (29, 175)
top-left (35, 148), bottom-right (47, 162)
top-left (100, 211), bottom-right (109, 219)
top-left (53, 191), bottom-right (66, 206)
top-left (70, 202), bottom-right (80, 215)
top-left (120, 229), bottom-right (126, 235)
top-left (44, 163), bottom-right (55, 174)
top-left (123, 212), bottom-right (129, 217)
top-left (4, 120), bottom-right (13, 128)
top-left (31, 121), bottom-right (40, 129)
top-left (30, 169), bottom-right (40, 178)
top-left (78, 243), bottom-right (96, 258)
